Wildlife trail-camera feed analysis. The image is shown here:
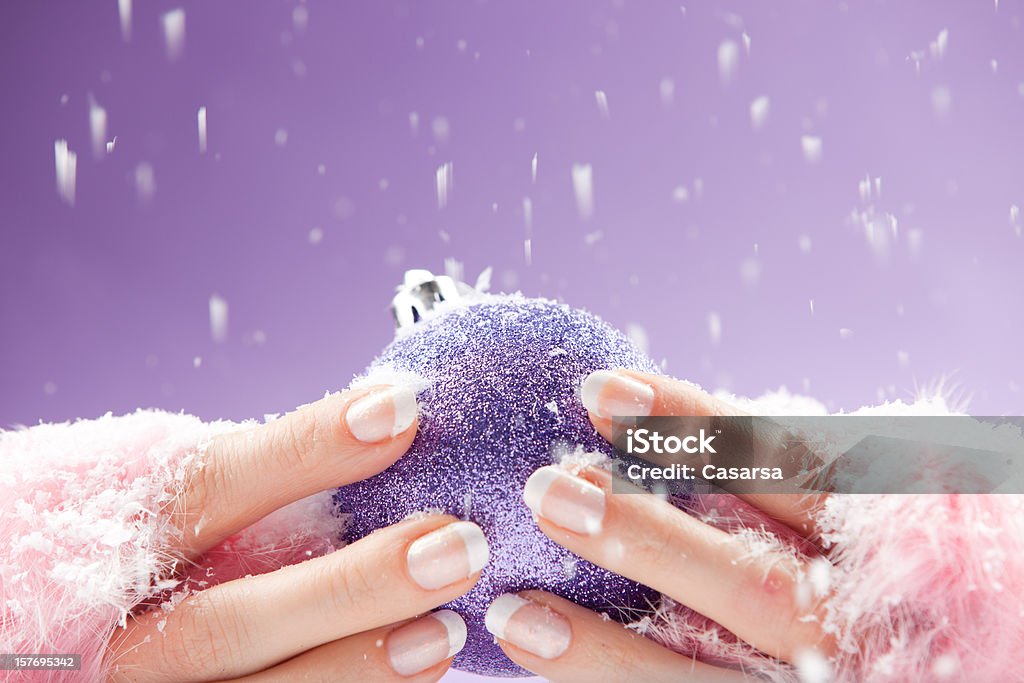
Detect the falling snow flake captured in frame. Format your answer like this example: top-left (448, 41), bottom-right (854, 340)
top-left (432, 116), bottom-right (450, 142)
top-left (659, 77), bottom-right (675, 106)
top-left (135, 163), bottom-right (156, 203)
top-left (197, 106), bottom-right (208, 153)
top-left (626, 323), bottom-right (650, 355)
top-left (739, 257), bottom-right (761, 285)
top-left (800, 135), bottom-right (823, 163)
top-left (162, 9), bottom-right (186, 61)
top-left (708, 312), bottom-right (722, 344)
top-left (292, 5), bottom-right (309, 32)
top-left (118, 0), bottom-right (132, 41)
top-left (795, 649), bottom-right (832, 683)
top-left (929, 28), bottom-right (949, 60)
top-left (436, 162), bottom-right (454, 208)
top-left (931, 86), bottom-right (952, 116)
top-left (209, 295), bottom-right (228, 342)
top-left (749, 95), bottom-right (770, 129)
top-left (571, 163), bottom-right (594, 219)
top-left (89, 98), bottom-right (107, 159)
top-left (858, 174), bottom-right (882, 202)
top-left (718, 40), bottom-right (739, 84)
top-left (54, 139), bottom-right (77, 206)
top-left (594, 90), bottom-right (610, 119)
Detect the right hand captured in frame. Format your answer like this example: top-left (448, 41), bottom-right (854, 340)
top-left (105, 385), bottom-right (488, 683)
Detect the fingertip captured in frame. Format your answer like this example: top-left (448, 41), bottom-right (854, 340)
top-left (586, 370), bottom-right (730, 420)
top-left (579, 369), bottom-right (654, 420)
top-left (344, 384), bottom-right (420, 444)
top-left (385, 610), bottom-right (467, 678)
top-left (484, 592), bottom-right (572, 661)
top-left (405, 520), bottom-right (490, 592)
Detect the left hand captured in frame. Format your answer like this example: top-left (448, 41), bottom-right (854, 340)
top-left (484, 369), bottom-right (836, 681)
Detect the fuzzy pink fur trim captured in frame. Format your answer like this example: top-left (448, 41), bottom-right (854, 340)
top-left (644, 493), bottom-right (1024, 683)
top-left (0, 411), bottom-right (341, 682)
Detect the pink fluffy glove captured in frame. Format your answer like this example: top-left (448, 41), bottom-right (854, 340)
top-left (0, 410), bottom-right (341, 682)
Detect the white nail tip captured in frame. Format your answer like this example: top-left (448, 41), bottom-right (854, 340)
top-left (451, 521), bottom-right (490, 575)
top-left (346, 386), bottom-right (418, 443)
top-left (522, 467), bottom-right (559, 514)
top-left (485, 594), bottom-right (530, 641)
top-left (580, 370), bottom-right (654, 419)
top-left (390, 386), bottom-right (418, 435)
top-left (580, 370), bottom-right (613, 415)
top-left (432, 610), bottom-right (467, 658)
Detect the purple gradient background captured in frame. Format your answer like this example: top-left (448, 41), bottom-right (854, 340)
top-left (1, 2), bottom-right (1022, 679)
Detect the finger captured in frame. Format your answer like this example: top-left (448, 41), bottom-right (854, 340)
top-left (106, 515), bottom-right (488, 683)
top-left (483, 591), bottom-right (746, 683)
top-left (580, 369), bottom-right (827, 533)
top-left (226, 611), bottom-right (466, 683)
top-left (523, 465), bottom-right (835, 663)
top-left (173, 384), bottom-right (419, 555)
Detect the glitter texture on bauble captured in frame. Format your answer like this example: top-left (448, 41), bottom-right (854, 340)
top-left (335, 277), bottom-right (663, 676)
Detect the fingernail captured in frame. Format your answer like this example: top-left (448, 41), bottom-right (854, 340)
top-left (523, 466), bottom-right (606, 535)
top-left (407, 521), bottom-right (490, 590)
top-left (580, 370), bottom-right (654, 420)
top-left (386, 609), bottom-right (467, 675)
top-left (345, 386), bottom-right (418, 443)
top-left (485, 594), bottom-right (571, 660)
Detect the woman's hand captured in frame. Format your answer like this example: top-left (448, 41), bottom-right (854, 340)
top-left (106, 385), bottom-right (489, 683)
top-left (489, 370), bottom-right (834, 681)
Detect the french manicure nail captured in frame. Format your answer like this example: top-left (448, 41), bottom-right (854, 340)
top-left (580, 370), bottom-right (654, 420)
top-left (345, 386), bottom-right (418, 443)
top-left (485, 594), bottom-right (572, 660)
top-left (407, 521), bottom-right (490, 590)
top-left (523, 467), bottom-right (606, 535)
top-left (387, 609), bottom-right (467, 675)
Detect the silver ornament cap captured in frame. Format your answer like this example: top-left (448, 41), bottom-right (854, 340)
top-left (391, 269), bottom-right (474, 329)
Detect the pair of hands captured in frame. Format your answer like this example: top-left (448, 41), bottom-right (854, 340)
top-left (106, 370), bottom-right (835, 682)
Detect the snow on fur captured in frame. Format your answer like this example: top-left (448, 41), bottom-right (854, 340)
top-left (0, 410), bottom-right (342, 682)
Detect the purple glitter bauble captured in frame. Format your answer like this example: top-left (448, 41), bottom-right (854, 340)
top-left (335, 295), bottom-right (663, 676)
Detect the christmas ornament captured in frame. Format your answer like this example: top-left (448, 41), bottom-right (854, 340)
top-left (336, 270), bottom-right (664, 676)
